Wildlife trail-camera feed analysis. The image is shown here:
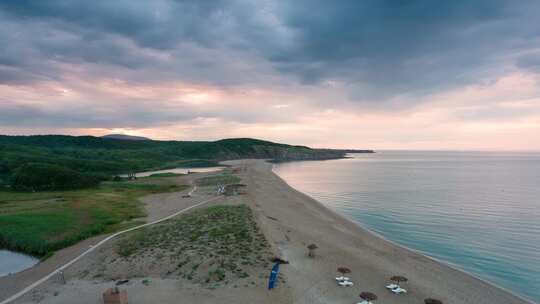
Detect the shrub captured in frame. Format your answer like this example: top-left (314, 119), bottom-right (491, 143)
top-left (11, 163), bottom-right (99, 191)
top-left (0, 161), bottom-right (10, 174)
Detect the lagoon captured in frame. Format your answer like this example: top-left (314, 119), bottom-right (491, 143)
top-left (120, 166), bottom-right (224, 178)
top-left (0, 250), bottom-right (39, 277)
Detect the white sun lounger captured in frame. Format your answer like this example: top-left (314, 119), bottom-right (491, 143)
top-left (391, 286), bottom-right (407, 294)
top-left (335, 276), bottom-right (351, 281)
top-left (338, 280), bottom-right (354, 287)
top-left (356, 301), bottom-right (371, 304)
top-left (386, 283), bottom-right (399, 289)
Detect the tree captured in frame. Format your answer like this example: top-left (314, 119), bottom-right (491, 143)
top-left (11, 163), bottom-right (99, 191)
top-left (0, 161), bottom-right (10, 174)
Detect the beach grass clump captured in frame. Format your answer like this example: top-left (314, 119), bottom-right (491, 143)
top-left (0, 178), bottom-right (187, 257)
top-left (113, 205), bottom-right (271, 285)
top-left (195, 173), bottom-right (241, 187)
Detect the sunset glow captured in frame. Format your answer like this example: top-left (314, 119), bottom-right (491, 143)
top-left (1, 1), bottom-right (540, 150)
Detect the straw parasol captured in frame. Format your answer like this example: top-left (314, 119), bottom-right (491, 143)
top-left (424, 298), bottom-right (443, 304)
top-left (359, 291), bottom-right (378, 302)
top-left (337, 267), bottom-right (351, 275)
top-left (390, 275), bottom-right (408, 286)
top-left (307, 243), bottom-right (318, 257)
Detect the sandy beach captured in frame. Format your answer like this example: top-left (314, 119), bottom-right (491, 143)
top-left (2, 160), bottom-right (532, 304)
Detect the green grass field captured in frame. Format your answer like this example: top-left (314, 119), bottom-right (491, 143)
top-left (0, 177), bottom-right (188, 257)
top-left (195, 173), bottom-right (241, 187)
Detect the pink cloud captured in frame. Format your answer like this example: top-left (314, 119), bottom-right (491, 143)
top-left (2, 69), bottom-right (540, 151)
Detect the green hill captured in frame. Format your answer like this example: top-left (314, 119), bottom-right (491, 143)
top-left (101, 134), bottom-right (151, 141)
top-left (0, 135), bottom-right (369, 189)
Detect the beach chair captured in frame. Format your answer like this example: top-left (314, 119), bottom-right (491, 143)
top-left (391, 286), bottom-right (407, 294)
top-left (338, 280), bottom-right (354, 287)
top-left (385, 283), bottom-right (399, 289)
top-left (335, 276), bottom-right (350, 281)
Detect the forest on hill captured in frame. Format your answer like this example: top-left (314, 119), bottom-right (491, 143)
top-left (0, 135), bottom-right (369, 191)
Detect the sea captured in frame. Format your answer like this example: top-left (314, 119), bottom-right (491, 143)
top-left (273, 151), bottom-right (540, 303)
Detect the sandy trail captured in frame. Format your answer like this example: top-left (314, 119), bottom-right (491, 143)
top-left (225, 159), bottom-right (531, 304)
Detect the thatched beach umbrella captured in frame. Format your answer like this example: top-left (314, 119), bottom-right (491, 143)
top-left (424, 299), bottom-right (443, 304)
top-left (337, 267), bottom-right (351, 276)
top-left (359, 291), bottom-right (378, 302)
top-left (271, 257), bottom-right (289, 264)
top-left (307, 243), bottom-right (318, 257)
top-left (390, 275), bottom-right (408, 286)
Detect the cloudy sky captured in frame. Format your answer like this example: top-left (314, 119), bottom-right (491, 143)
top-left (1, 0), bottom-right (540, 150)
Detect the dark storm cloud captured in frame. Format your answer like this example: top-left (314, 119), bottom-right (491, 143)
top-left (0, 0), bottom-right (227, 48)
top-left (517, 52), bottom-right (540, 74)
top-left (272, 0), bottom-right (540, 97)
top-left (0, 102), bottom-right (198, 128)
top-left (1, 0), bottom-right (540, 103)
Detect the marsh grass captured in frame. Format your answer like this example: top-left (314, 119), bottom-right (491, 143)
top-left (0, 177), bottom-right (187, 257)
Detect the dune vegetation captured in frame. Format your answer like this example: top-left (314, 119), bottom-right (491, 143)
top-left (195, 173), bottom-right (242, 187)
top-left (104, 205), bottom-right (273, 287)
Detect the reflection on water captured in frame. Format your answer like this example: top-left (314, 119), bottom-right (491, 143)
top-left (120, 166), bottom-right (224, 178)
top-left (0, 250), bottom-right (39, 277)
top-left (273, 151), bottom-right (540, 302)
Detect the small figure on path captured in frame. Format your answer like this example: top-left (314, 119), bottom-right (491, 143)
top-left (307, 243), bottom-right (318, 258)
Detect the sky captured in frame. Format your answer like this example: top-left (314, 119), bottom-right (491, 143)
top-left (1, 0), bottom-right (540, 150)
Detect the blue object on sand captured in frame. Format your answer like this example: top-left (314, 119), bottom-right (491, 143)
top-left (268, 262), bottom-right (280, 290)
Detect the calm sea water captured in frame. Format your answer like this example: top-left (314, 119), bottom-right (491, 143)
top-left (273, 151), bottom-right (540, 303)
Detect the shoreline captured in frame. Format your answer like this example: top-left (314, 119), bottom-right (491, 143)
top-left (229, 159), bottom-right (532, 304)
top-left (268, 162), bottom-right (534, 304)
top-left (1, 160), bottom-right (534, 304)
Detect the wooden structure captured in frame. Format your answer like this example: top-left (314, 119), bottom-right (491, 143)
top-left (103, 287), bottom-right (128, 304)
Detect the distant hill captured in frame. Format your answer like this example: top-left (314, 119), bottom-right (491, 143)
top-left (0, 135), bottom-right (373, 187)
top-left (101, 134), bottom-right (151, 141)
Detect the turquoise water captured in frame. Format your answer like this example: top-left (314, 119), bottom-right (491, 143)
top-left (273, 151), bottom-right (540, 303)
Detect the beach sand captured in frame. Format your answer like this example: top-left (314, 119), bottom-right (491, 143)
top-left (3, 160), bottom-right (532, 304)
